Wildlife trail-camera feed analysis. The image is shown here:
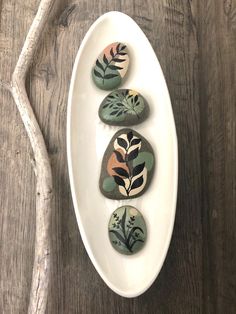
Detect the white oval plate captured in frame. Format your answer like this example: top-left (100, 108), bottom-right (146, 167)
top-left (67, 11), bottom-right (178, 297)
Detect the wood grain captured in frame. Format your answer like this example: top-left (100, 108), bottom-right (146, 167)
top-left (0, 0), bottom-right (235, 313)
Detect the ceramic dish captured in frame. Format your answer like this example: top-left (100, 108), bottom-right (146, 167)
top-left (67, 11), bottom-right (178, 297)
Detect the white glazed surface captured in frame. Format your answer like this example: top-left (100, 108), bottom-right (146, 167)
top-left (67, 11), bottom-right (178, 297)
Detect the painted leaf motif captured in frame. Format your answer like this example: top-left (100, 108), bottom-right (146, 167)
top-left (131, 138), bottom-right (141, 146)
top-left (104, 74), bottom-right (119, 79)
top-left (109, 230), bottom-right (126, 245)
top-left (121, 208), bottom-right (127, 232)
top-left (127, 226), bottom-right (144, 243)
top-left (112, 167), bottom-right (129, 178)
top-left (127, 131), bottom-right (133, 142)
top-left (110, 110), bottom-right (119, 115)
top-left (110, 47), bottom-right (114, 57)
top-left (107, 94), bottom-right (115, 99)
top-left (103, 54), bottom-right (109, 65)
top-left (96, 59), bottom-right (104, 71)
top-left (112, 58), bottom-right (126, 63)
top-left (116, 43), bottom-right (121, 52)
top-left (102, 103), bottom-right (109, 109)
top-left (113, 175), bottom-right (126, 187)
top-left (114, 150), bottom-right (125, 163)
top-left (108, 65), bottom-right (123, 70)
top-left (117, 137), bottom-right (128, 149)
top-left (132, 162), bottom-right (145, 177)
top-left (128, 147), bottom-right (139, 161)
top-left (126, 95), bottom-right (145, 116)
top-left (130, 176), bottom-right (144, 190)
top-left (93, 69), bottom-right (103, 78)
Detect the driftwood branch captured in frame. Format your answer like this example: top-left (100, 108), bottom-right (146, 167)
top-left (1, 0), bottom-right (55, 313)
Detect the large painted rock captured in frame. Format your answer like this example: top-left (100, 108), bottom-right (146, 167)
top-left (108, 205), bottom-right (147, 255)
top-left (99, 128), bottom-right (155, 199)
top-left (92, 42), bottom-right (129, 90)
top-left (98, 89), bottom-right (150, 126)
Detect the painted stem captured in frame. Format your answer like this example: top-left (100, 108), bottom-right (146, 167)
top-left (0, 0), bottom-right (55, 313)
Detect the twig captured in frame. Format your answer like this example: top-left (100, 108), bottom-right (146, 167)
top-left (1, 0), bottom-right (55, 313)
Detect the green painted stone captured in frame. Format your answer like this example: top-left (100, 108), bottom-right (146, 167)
top-left (99, 128), bottom-right (155, 200)
top-left (108, 205), bottom-right (147, 255)
top-left (98, 89), bottom-right (150, 126)
top-left (92, 42), bottom-right (129, 90)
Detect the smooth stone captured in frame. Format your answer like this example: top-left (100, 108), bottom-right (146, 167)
top-left (108, 205), bottom-right (147, 255)
top-left (99, 89), bottom-right (150, 126)
top-left (92, 42), bottom-right (129, 90)
top-left (99, 128), bottom-right (155, 200)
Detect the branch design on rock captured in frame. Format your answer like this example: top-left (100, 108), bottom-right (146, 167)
top-left (109, 208), bottom-right (144, 253)
top-left (93, 43), bottom-right (127, 84)
top-left (102, 90), bottom-right (144, 118)
top-left (112, 131), bottom-right (147, 197)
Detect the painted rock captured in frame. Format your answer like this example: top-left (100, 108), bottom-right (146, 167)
top-left (99, 128), bottom-right (155, 199)
top-left (98, 89), bottom-right (150, 126)
top-left (92, 42), bottom-right (129, 90)
top-left (108, 206), bottom-right (147, 255)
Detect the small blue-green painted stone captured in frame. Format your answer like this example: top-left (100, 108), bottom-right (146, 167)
top-left (99, 89), bottom-right (150, 126)
top-left (92, 42), bottom-right (129, 90)
top-left (108, 205), bottom-right (147, 255)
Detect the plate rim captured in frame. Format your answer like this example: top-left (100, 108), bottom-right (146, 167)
top-left (67, 10), bottom-right (178, 297)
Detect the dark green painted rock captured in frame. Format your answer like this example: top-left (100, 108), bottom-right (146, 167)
top-left (108, 205), bottom-right (147, 255)
top-left (92, 42), bottom-right (129, 90)
top-left (99, 128), bottom-right (155, 200)
top-left (98, 89), bottom-right (150, 126)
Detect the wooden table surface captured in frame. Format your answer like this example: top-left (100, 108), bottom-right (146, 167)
top-left (0, 1), bottom-right (235, 313)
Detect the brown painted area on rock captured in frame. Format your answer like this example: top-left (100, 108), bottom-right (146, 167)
top-left (106, 149), bottom-right (129, 177)
top-left (103, 42), bottom-right (118, 58)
